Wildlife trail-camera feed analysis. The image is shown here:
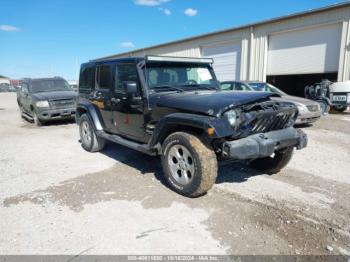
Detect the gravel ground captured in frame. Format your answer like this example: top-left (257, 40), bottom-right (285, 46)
top-left (0, 92), bottom-right (350, 255)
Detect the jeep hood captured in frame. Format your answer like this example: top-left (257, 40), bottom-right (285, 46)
top-left (150, 90), bottom-right (278, 116)
top-left (31, 91), bottom-right (77, 101)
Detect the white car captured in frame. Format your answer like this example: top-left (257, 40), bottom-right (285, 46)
top-left (329, 81), bottom-right (350, 112)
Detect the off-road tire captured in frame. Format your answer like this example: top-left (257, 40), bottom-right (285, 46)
top-left (249, 147), bottom-right (294, 174)
top-left (161, 132), bottom-right (217, 197)
top-left (79, 114), bottom-right (106, 152)
top-left (333, 105), bottom-right (347, 113)
top-left (32, 111), bottom-right (44, 126)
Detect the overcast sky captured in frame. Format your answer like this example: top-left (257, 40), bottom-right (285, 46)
top-left (0, 0), bottom-right (344, 80)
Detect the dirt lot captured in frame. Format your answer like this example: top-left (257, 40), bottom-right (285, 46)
top-left (0, 92), bottom-right (350, 255)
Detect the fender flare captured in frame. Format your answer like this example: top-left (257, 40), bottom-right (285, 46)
top-left (76, 101), bottom-right (104, 131)
top-left (148, 112), bottom-right (232, 147)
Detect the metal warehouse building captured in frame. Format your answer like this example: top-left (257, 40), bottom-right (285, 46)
top-left (97, 2), bottom-right (350, 97)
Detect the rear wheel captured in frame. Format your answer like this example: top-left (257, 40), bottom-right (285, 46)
top-left (249, 147), bottom-right (294, 174)
top-left (79, 114), bottom-right (106, 152)
top-left (161, 132), bottom-right (217, 197)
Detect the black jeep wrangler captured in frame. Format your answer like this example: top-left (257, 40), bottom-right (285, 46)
top-left (17, 77), bottom-right (77, 126)
top-left (76, 56), bottom-right (307, 197)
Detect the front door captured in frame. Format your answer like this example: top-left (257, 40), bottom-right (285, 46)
top-left (112, 62), bottom-right (145, 140)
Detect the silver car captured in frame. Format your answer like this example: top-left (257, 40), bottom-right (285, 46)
top-left (220, 81), bottom-right (322, 125)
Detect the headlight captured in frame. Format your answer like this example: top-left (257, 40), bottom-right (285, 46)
top-left (296, 103), bottom-right (308, 114)
top-left (36, 101), bottom-right (49, 107)
top-left (347, 93), bottom-right (350, 103)
top-left (224, 109), bottom-right (238, 127)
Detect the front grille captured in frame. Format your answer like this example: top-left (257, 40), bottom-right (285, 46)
top-left (238, 101), bottom-right (297, 136)
top-left (250, 112), bottom-right (294, 134)
top-left (49, 99), bottom-right (75, 109)
top-left (306, 104), bottom-right (319, 112)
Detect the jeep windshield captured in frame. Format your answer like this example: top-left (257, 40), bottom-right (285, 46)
top-left (30, 79), bottom-right (73, 93)
top-left (145, 64), bottom-right (218, 91)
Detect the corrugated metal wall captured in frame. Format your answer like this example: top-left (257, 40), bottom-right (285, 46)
top-left (100, 5), bottom-right (350, 82)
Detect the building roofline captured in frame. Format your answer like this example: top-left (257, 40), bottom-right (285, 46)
top-left (95, 1), bottom-right (350, 61)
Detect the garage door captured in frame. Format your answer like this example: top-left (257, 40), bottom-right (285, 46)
top-left (202, 43), bottom-right (241, 81)
top-left (267, 23), bottom-right (342, 75)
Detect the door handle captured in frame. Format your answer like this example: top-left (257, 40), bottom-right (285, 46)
top-left (111, 98), bottom-right (121, 103)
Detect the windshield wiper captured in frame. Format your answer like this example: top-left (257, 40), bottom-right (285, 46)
top-left (152, 85), bottom-right (184, 92)
top-left (183, 84), bottom-right (217, 90)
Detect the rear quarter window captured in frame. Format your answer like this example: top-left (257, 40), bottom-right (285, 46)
top-left (79, 65), bottom-right (95, 93)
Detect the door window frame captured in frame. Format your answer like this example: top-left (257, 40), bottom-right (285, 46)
top-left (114, 62), bottom-right (142, 95)
top-left (95, 63), bottom-right (113, 90)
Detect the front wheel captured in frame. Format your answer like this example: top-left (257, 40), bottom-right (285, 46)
top-left (33, 111), bottom-right (44, 126)
top-left (161, 132), bottom-right (218, 197)
top-left (249, 147), bottom-right (294, 174)
top-left (79, 114), bottom-right (106, 152)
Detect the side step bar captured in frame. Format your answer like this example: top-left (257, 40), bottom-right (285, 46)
top-left (96, 131), bottom-right (157, 156)
top-left (22, 112), bottom-right (34, 121)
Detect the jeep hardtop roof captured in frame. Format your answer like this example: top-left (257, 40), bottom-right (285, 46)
top-left (87, 55), bottom-right (213, 66)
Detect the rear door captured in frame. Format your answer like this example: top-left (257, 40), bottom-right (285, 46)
top-left (92, 63), bottom-right (114, 131)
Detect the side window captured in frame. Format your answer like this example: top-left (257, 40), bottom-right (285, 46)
top-left (96, 65), bottom-right (112, 89)
top-left (115, 63), bottom-right (139, 92)
top-left (221, 83), bottom-right (232, 90)
top-left (79, 66), bottom-right (95, 92)
top-left (235, 83), bottom-right (244, 91)
top-left (21, 83), bottom-right (29, 93)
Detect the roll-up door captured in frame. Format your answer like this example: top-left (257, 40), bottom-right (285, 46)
top-left (267, 23), bottom-right (342, 75)
top-left (202, 43), bottom-right (241, 81)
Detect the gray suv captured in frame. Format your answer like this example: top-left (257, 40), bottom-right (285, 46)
top-left (17, 77), bottom-right (77, 126)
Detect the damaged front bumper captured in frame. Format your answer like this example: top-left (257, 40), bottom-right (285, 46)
top-left (222, 127), bottom-right (307, 160)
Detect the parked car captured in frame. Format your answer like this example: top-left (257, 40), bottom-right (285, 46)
top-left (0, 84), bottom-right (8, 92)
top-left (330, 81), bottom-right (350, 112)
top-left (17, 77), bottom-right (77, 126)
top-left (220, 81), bottom-right (322, 125)
top-left (8, 85), bottom-right (17, 92)
top-left (305, 80), bottom-right (350, 113)
top-left (67, 80), bottom-right (78, 92)
top-left (76, 56), bottom-right (307, 197)
top-left (0, 83), bottom-right (15, 92)
top-left (70, 84), bottom-right (78, 92)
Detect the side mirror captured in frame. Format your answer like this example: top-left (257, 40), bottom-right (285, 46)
top-left (122, 81), bottom-right (138, 94)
